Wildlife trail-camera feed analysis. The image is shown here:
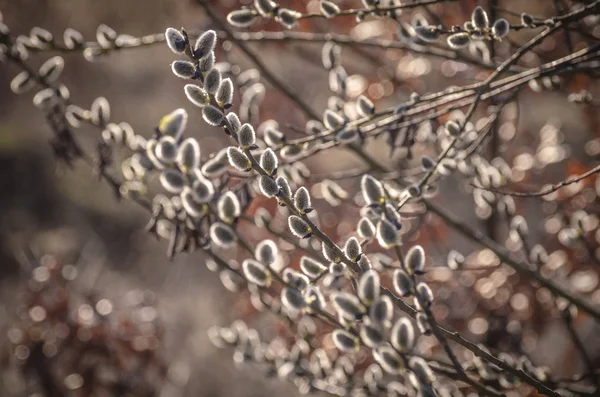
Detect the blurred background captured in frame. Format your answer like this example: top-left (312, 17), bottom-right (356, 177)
top-left (0, 0), bottom-right (599, 396)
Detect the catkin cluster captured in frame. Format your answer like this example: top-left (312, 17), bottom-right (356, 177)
top-left (1, 1), bottom-right (600, 397)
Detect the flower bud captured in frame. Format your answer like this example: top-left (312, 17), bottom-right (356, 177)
top-left (358, 270), bottom-right (380, 305)
top-left (288, 215), bottom-right (312, 238)
top-left (277, 8), bottom-right (301, 29)
top-left (332, 292), bottom-right (365, 321)
top-left (332, 329), bottom-right (359, 353)
top-left (344, 237), bottom-right (362, 262)
top-left (218, 191), bottom-right (241, 223)
top-left (300, 256), bottom-right (327, 279)
top-left (471, 6), bottom-right (489, 29)
top-left (393, 269), bottom-right (413, 297)
top-left (155, 136), bottom-right (178, 164)
top-left (210, 222), bottom-right (237, 248)
top-left (243, 259), bottom-right (271, 287)
top-left (406, 245), bottom-right (425, 275)
top-left (216, 78), bottom-right (234, 108)
top-left (294, 186), bottom-right (312, 214)
top-left (416, 312), bottom-right (431, 335)
top-left (165, 27), bottom-right (186, 53)
top-left (91, 96), bottom-right (110, 126)
top-left (39, 56), bottom-right (64, 83)
top-left (255, 239), bottom-right (278, 266)
top-left (227, 146), bottom-right (252, 171)
top-left (159, 108), bottom-right (188, 140)
top-left (414, 25), bottom-right (440, 42)
top-left (391, 318), bottom-right (415, 353)
top-left (447, 32), bottom-right (470, 49)
top-left (63, 28), bottom-right (84, 49)
top-left (194, 30), bottom-right (217, 59)
top-left (360, 322), bottom-right (384, 348)
top-left (281, 287), bottom-right (307, 312)
top-left (376, 219), bottom-right (398, 248)
top-left (322, 242), bottom-right (340, 262)
top-left (259, 148), bottom-right (278, 176)
top-left (204, 68), bottom-right (222, 94)
top-left (171, 60), bottom-right (197, 79)
top-left (259, 175), bottom-right (280, 197)
top-left (10, 71), bottom-right (35, 94)
top-left (416, 282), bottom-right (433, 307)
top-left (160, 169), bottom-right (185, 193)
top-left (374, 346), bottom-right (405, 374)
top-left (202, 105), bottom-right (224, 127)
top-left (184, 84), bottom-right (210, 107)
top-left (227, 9), bottom-right (258, 28)
top-left (323, 109), bottom-right (346, 130)
top-left (320, 1), bottom-right (340, 18)
top-left (177, 138), bottom-right (201, 172)
top-left (369, 295), bottom-right (392, 326)
top-left (361, 175), bottom-right (384, 205)
top-left (357, 95), bottom-right (375, 117)
top-left (237, 123), bottom-right (256, 148)
top-left (410, 357), bottom-right (435, 383)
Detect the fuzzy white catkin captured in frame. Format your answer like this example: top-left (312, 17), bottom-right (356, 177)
top-left (216, 78), bottom-right (234, 108)
top-left (416, 282), bottom-right (434, 307)
top-left (294, 187), bottom-right (312, 213)
top-left (393, 269), bottom-right (412, 296)
top-left (360, 322), bottom-right (383, 348)
top-left (283, 269), bottom-right (309, 290)
top-left (194, 30), bottom-right (217, 59)
top-left (391, 317), bottom-right (415, 353)
top-left (227, 9), bottom-right (258, 28)
top-left (227, 146), bottom-right (251, 171)
top-left (200, 52), bottom-right (215, 74)
top-left (414, 25), bottom-right (440, 42)
top-left (172, 60), bottom-right (197, 79)
top-left (254, 0), bottom-right (276, 16)
top-left (259, 148), bottom-right (278, 175)
top-left (332, 329), bottom-right (358, 353)
top-left (320, 1), bottom-right (340, 18)
top-left (445, 120), bottom-right (461, 136)
top-left (321, 179), bottom-right (348, 206)
top-left (160, 169), bottom-right (185, 194)
top-left (155, 136), bottom-right (178, 164)
top-left (492, 18), bottom-right (510, 38)
top-left (96, 24), bottom-right (116, 48)
top-left (374, 346), bottom-right (404, 374)
top-left (410, 357), bottom-right (435, 383)
top-left (193, 177), bottom-right (214, 202)
top-left (276, 176), bottom-right (292, 197)
top-left (281, 287), bottom-right (307, 312)
top-left (218, 191), bottom-right (241, 223)
top-left (177, 138), bottom-right (201, 172)
top-left (344, 237), bottom-right (362, 262)
top-left (202, 105), bottom-right (225, 126)
top-left (181, 187), bottom-right (205, 218)
top-left (288, 215), bottom-right (312, 238)
top-left (259, 175), bottom-right (280, 197)
top-left (336, 128), bottom-right (359, 144)
top-left (369, 295), bottom-right (392, 325)
top-left (416, 312), bottom-right (431, 335)
top-left (255, 239), bottom-right (278, 265)
top-left (357, 95), bottom-right (375, 117)
top-left (472, 6), bottom-right (489, 29)
top-left (242, 259), bottom-right (271, 287)
top-left (332, 292), bottom-right (364, 320)
top-left (300, 256), bottom-right (327, 279)
top-left (165, 28), bottom-right (186, 53)
top-left (361, 174), bottom-right (384, 205)
top-left (184, 84), bottom-right (210, 107)
top-left (264, 126), bottom-right (285, 146)
top-left (358, 270), bottom-right (380, 304)
top-left (447, 32), bottom-right (470, 49)
top-left (322, 242), bottom-right (339, 262)
top-left (237, 123), bottom-right (256, 148)
top-left (226, 113), bottom-right (242, 133)
top-left (305, 285), bottom-right (325, 310)
top-left (357, 217), bottom-right (376, 239)
top-left (204, 68), bottom-right (222, 94)
top-left (323, 109), bottom-right (346, 129)
top-left (376, 219), bottom-right (398, 248)
top-left (209, 222), bottom-right (237, 248)
top-left (406, 245), bottom-right (425, 274)
top-left (278, 8), bottom-right (301, 29)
